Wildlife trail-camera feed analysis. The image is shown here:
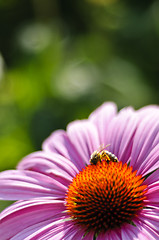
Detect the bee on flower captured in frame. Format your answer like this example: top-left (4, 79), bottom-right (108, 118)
top-left (0, 102), bottom-right (159, 240)
top-left (90, 144), bottom-right (118, 165)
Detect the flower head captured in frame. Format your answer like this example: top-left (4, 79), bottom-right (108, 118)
top-left (0, 102), bottom-right (159, 240)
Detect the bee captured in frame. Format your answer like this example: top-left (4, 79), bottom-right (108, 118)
top-left (90, 145), bottom-right (118, 165)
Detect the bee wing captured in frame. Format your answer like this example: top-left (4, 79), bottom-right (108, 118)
top-left (97, 144), bottom-right (111, 153)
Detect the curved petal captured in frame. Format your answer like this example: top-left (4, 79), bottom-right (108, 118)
top-left (18, 151), bottom-right (79, 186)
top-left (13, 220), bottom-right (85, 240)
top-left (89, 102), bottom-right (117, 144)
top-left (42, 130), bottom-right (86, 170)
top-left (137, 144), bottom-right (159, 176)
top-left (17, 220), bottom-right (72, 240)
top-left (133, 215), bottom-right (159, 240)
top-left (0, 199), bottom-right (65, 240)
top-left (11, 219), bottom-right (55, 240)
top-left (137, 105), bottom-right (159, 119)
top-left (121, 223), bottom-right (151, 240)
top-left (121, 226), bottom-right (138, 240)
top-left (144, 174), bottom-right (159, 208)
top-left (103, 107), bottom-right (136, 163)
top-left (144, 168), bottom-right (159, 185)
top-left (144, 169), bottom-right (159, 209)
top-left (67, 120), bottom-right (100, 165)
top-left (69, 227), bottom-right (86, 240)
top-left (116, 112), bottom-right (138, 164)
top-left (39, 223), bottom-right (84, 240)
top-left (138, 208), bottom-right (159, 232)
top-left (130, 114), bottom-right (159, 172)
top-left (0, 170), bottom-right (67, 200)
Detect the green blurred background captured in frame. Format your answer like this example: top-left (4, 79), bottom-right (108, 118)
top-left (0, 0), bottom-right (159, 210)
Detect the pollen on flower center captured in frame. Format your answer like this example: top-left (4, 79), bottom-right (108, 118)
top-left (65, 160), bottom-right (147, 233)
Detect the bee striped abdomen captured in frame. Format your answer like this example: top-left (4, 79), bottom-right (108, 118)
top-left (105, 151), bottom-right (118, 162)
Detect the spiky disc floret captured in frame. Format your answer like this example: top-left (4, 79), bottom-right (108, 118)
top-left (66, 161), bottom-right (147, 233)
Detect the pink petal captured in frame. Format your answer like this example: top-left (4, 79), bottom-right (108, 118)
top-left (43, 223), bottom-right (84, 240)
top-left (144, 173), bottom-right (159, 207)
top-left (121, 223), bottom-right (151, 240)
top-left (20, 220), bottom-right (84, 240)
top-left (89, 102), bottom-right (117, 144)
top-left (10, 219), bottom-right (55, 240)
top-left (130, 114), bottom-right (159, 171)
top-left (104, 107), bottom-right (136, 162)
top-left (42, 130), bottom-right (86, 170)
top-left (137, 143), bottom-right (159, 176)
top-left (144, 168), bottom-right (159, 185)
top-left (69, 227), bottom-right (86, 240)
top-left (116, 112), bottom-right (138, 164)
top-left (134, 217), bottom-right (159, 240)
top-left (67, 120), bottom-right (100, 165)
top-left (0, 199), bottom-right (65, 240)
top-left (137, 105), bottom-right (159, 119)
top-left (18, 151), bottom-right (79, 186)
top-left (23, 220), bottom-right (72, 240)
top-left (139, 208), bottom-right (159, 231)
top-left (121, 226), bottom-right (137, 240)
top-left (0, 170), bottom-right (67, 200)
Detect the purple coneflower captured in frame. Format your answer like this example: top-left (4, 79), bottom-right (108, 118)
top-left (0, 102), bottom-right (159, 240)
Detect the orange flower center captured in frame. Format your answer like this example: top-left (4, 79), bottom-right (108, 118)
top-left (65, 160), bottom-right (147, 233)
